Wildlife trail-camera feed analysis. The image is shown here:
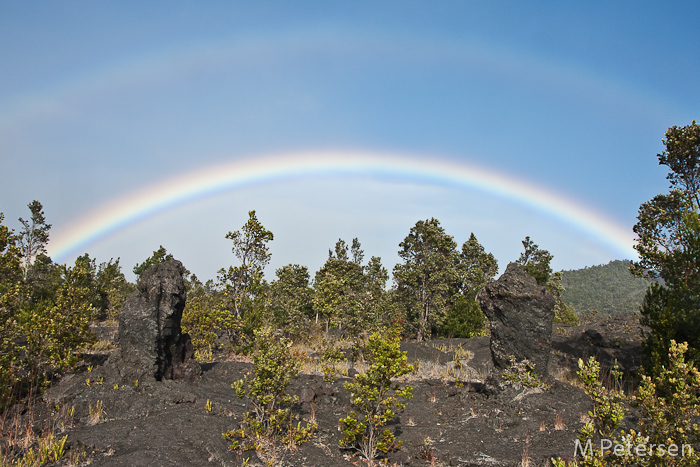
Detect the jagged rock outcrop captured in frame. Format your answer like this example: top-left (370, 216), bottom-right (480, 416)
top-left (478, 262), bottom-right (555, 379)
top-left (105, 259), bottom-right (201, 381)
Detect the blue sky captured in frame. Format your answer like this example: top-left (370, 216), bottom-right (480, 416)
top-left (1, 1), bottom-right (698, 282)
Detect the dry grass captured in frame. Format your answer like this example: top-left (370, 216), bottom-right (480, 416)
top-left (88, 400), bottom-right (104, 426)
top-left (307, 404), bottom-right (317, 427)
top-left (0, 394), bottom-right (85, 466)
top-left (254, 436), bottom-right (288, 467)
top-left (551, 354), bottom-right (578, 386)
top-left (429, 342), bottom-right (471, 360)
top-left (301, 358), bottom-right (368, 380)
top-left (407, 358), bottom-right (480, 383)
top-left (292, 337), bottom-right (484, 389)
top-left (520, 435), bottom-right (531, 467)
top-left (554, 412), bottom-right (565, 431)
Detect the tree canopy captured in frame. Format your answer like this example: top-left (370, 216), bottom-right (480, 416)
top-left (632, 121), bottom-right (700, 374)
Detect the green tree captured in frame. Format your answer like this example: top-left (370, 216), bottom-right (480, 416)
top-left (313, 240), bottom-right (366, 336)
top-left (95, 258), bottom-right (133, 320)
top-left (658, 121), bottom-right (700, 207)
top-left (314, 239), bottom-right (393, 338)
top-left (18, 200), bottom-right (51, 281)
top-left (362, 256), bottom-right (398, 332)
top-left (548, 271), bottom-right (579, 326)
top-left (441, 295), bottom-right (487, 338)
top-left (632, 121), bottom-right (700, 373)
top-left (20, 257), bottom-right (97, 382)
top-left (0, 213), bottom-right (23, 407)
top-left (268, 264), bottom-right (314, 340)
top-left (455, 233), bottom-right (498, 296)
top-left (72, 254), bottom-right (100, 318)
top-left (516, 236), bottom-right (553, 286)
top-left (133, 245), bottom-right (173, 280)
top-left (339, 330), bottom-right (413, 464)
top-left (441, 233), bottom-right (498, 337)
top-left (181, 274), bottom-right (224, 361)
top-left (350, 237), bottom-right (364, 265)
top-left (217, 210), bottom-right (273, 340)
top-left (25, 253), bottom-right (61, 305)
top-left (393, 218), bottom-right (457, 341)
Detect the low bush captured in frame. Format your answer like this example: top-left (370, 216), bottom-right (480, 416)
top-left (552, 340), bottom-right (700, 466)
top-left (501, 356), bottom-right (549, 390)
top-left (224, 327), bottom-right (315, 452)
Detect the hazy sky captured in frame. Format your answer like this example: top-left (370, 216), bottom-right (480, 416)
top-left (1, 1), bottom-right (698, 282)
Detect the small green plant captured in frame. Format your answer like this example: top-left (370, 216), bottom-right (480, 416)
top-left (552, 340), bottom-right (700, 466)
top-left (224, 327), bottom-right (315, 451)
top-left (454, 343), bottom-right (470, 360)
top-left (2, 434), bottom-right (68, 467)
top-left (321, 364), bottom-right (336, 383)
top-left (194, 345), bottom-right (213, 363)
top-left (339, 329), bottom-right (413, 465)
top-left (501, 356), bottom-right (549, 389)
top-left (205, 399), bottom-right (212, 413)
top-left (282, 419), bottom-right (315, 449)
top-left (88, 400), bottom-right (103, 426)
top-left (420, 436), bottom-right (437, 464)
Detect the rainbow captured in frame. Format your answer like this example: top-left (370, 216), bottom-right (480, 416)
top-left (47, 150), bottom-right (636, 263)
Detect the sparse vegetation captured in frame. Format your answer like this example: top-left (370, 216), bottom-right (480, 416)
top-left (4, 123), bottom-right (700, 465)
top-left (501, 356), bottom-right (549, 390)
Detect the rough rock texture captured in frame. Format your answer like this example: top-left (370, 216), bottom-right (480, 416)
top-left (478, 262), bottom-right (555, 378)
top-left (105, 259), bottom-right (201, 382)
top-left (37, 341), bottom-right (595, 467)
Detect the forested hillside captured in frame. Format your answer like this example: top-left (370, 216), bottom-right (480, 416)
top-left (559, 260), bottom-right (652, 316)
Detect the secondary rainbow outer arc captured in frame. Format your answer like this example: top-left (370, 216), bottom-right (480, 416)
top-left (47, 151), bottom-right (636, 263)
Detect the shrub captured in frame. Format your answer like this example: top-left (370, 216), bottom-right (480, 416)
top-left (440, 294), bottom-right (487, 338)
top-left (20, 260), bottom-right (96, 384)
top-left (552, 340), bottom-right (700, 466)
top-left (501, 356), bottom-right (549, 390)
top-left (339, 330), bottom-right (413, 464)
top-left (224, 327), bottom-right (315, 451)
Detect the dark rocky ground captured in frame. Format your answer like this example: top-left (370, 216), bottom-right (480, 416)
top-left (3, 313), bottom-right (645, 467)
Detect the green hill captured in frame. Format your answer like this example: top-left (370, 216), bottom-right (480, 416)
top-left (559, 260), bottom-right (652, 317)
